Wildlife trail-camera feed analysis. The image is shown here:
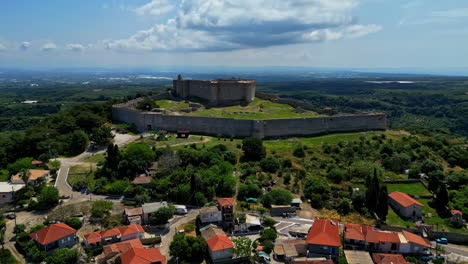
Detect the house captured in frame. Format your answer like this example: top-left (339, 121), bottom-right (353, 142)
top-left (132, 175), bottom-right (153, 187)
top-left (11, 169), bottom-right (49, 185)
top-left (291, 198), bottom-right (302, 208)
top-left (400, 231), bottom-right (430, 254)
top-left (98, 238), bottom-right (143, 263)
top-left (217, 198), bottom-right (235, 224)
top-left (119, 247), bottom-right (166, 264)
top-left (306, 219), bottom-right (341, 259)
top-left (31, 160), bottom-right (43, 167)
top-left (343, 250), bottom-right (373, 264)
top-left (372, 253), bottom-right (410, 264)
top-left (200, 225), bottom-right (234, 262)
top-left (271, 205), bottom-right (296, 217)
top-left (388, 192), bottom-right (423, 221)
top-left (365, 228), bottom-right (401, 254)
top-left (124, 207), bottom-right (143, 225)
top-left (344, 224), bottom-right (366, 250)
top-left (288, 224), bottom-right (311, 238)
top-left (199, 206), bottom-right (222, 225)
top-left (274, 239), bottom-right (308, 263)
top-left (29, 223), bottom-right (77, 252)
top-left (450, 210), bottom-right (464, 227)
top-left (291, 258), bottom-right (333, 264)
top-left (0, 182), bottom-right (24, 205)
top-left (83, 225), bottom-right (145, 247)
top-left (142, 202), bottom-right (168, 223)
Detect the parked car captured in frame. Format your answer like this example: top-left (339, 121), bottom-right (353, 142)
top-left (435, 238), bottom-right (448, 244)
top-left (5, 213), bottom-right (16, 219)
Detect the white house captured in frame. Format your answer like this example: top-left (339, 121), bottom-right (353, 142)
top-left (200, 225), bottom-right (234, 262)
top-left (388, 192), bottom-right (423, 221)
top-left (199, 206), bottom-right (222, 224)
top-left (0, 182), bottom-right (24, 204)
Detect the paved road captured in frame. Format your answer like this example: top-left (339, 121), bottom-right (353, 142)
top-left (159, 210), bottom-right (199, 258)
top-left (432, 242), bottom-right (468, 257)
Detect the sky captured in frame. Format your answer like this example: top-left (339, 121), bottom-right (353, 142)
top-left (0, 0), bottom-right (468, 70)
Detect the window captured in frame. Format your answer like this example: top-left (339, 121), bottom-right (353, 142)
top-left (391, 243), bottom-right (397, 250)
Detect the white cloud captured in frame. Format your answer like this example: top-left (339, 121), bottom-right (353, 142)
top-left (108, 0), bottom-right (381, 52)
top-left (432, 8), bottom-right (468, 18)
top-left (41, 42), bottom-right (57, 52)
top-left (0, 43), bottom-right (6, 52)
top-left (66, 43), bottom-right (85, 52)
top-left (20, 41), bottom-right (31, 51)
top-left (135, 0), bottom-right (174, 16)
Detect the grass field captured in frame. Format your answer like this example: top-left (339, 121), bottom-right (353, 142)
top-left (386, 206), bottom-right (414, 227)
top-left (68, 164), bottom-right (95, 190)
top-left (387, 183), bottom-right (431, 196)
top-left (157, 98), bottom-right (323, 119)
top-left (84, 154), bottom-right (106, 163)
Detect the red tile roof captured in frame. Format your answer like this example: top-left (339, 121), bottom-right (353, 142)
top-left (29, 223), bottom-right (76, 245)
top-left (120, 247), bottom-right (166, 264)
top-left (365, 229), bottom-right (400, 244)
top-left (402, 231), bottom-right (430, 247)
top-left (206, 235), bottom-right (234, 251)
top-left (306, 219), bottom-right (341, 247)
top-left (451, 210), bottom-right (462, 215)
top-left (344, 224), bottom-right (365, 241)
top-left (118, 225), bottom-right (144, 236)
top-left (388, 192), bottom-right (423, 207)
top-left (132, 176), bottom-right (153, 185)
top-left (101, 228), bottom-right (121, 238)
top-left (32, 160), bottom-right (43, 165)
top-left (103, 239), bottom-right (143, 257)
top-left (372, 253), bottom-right (410, 264)
top-left (217, 198), bottom-right (235, 207)
top-left (84, 232), bottom-right (101, 244)
top-left (12, 169), bottom-right (49, 182)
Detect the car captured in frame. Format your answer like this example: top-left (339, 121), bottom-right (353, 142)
top-left (435, 238), bottom-right (448, 244)
top-left (5, 213), bottom-right (16, 219)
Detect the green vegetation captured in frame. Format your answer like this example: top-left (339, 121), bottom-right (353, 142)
top-left (169, 233), bottom-right (206, 263)
top-left (159, 98), bottom-right (322, 119)
top-left (387, 183), bottom-right (431, 196)
top-left (45, 248), bottom-right (79, 264)
top-left (0, 248), bottom-right (18, 264)
top-left (90, 200), bottom-right (113, 218)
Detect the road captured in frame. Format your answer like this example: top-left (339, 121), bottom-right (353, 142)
top-left (158, 210), bottom-right (200, 258)
top-left (432, 242), bottom-right (468, 257)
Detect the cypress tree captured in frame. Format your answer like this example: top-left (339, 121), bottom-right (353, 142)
top-left (377, 185), bottom-right (389, 222)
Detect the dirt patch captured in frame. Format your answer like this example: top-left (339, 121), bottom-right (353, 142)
top-left (296, 203), bottom-right (320, 219)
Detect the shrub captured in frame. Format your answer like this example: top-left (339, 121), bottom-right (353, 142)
top-left (293, 145), bottom-right (305, 158)
top-left (90, 200), bottom-right (113, 218)
top-left (260, 157), bottom-right (280, 173)
top-left (64, 217), bottom-right (82, 230)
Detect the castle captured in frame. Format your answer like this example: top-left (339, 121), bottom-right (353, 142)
top-left (112, 75), bottom-right (387, 138)
top-left (173, 75), bottom-right (256, 105)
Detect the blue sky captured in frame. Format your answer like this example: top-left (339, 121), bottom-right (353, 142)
top-left (0, 0), bottom-right (468, 70)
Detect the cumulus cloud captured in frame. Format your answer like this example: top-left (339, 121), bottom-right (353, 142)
top-left (107, 0), bottom-right (381, 52)
top-left (20, 41), bottom-right (31, 51)
top-left (135, 0), bottom-right (174, 16)
top-left (41, 42), bottom-right (57, 52)
top-left (66, 43), bottom-right (85, 52)
top-left (0, 43), bottom-right (6, 52)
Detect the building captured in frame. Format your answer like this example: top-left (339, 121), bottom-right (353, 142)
top-left (305, 219), bottom-right (341, 259)
top-left (343, 250), bottom-right (373, 264)
top-left (372, 253), bottom-right (410, 264)
top-left (11, 169), bottom-right (49, 185)
top-left (29, 223), bottom-right (77, 252)
top-left (173, 75), bottom-right (256, 106)
top-left (274, 239), bottom-right (308, 263)
top-left (98, 238), bottom-right (144, 263)
top-left (142, 202), bottom-right (168, 223)
top-left (400, 231), bottom-right (430, 254)
top-left (217, 198), bottom-right (235, 225)
top-left (291, 198), bottom-right (302, 208)
top-left (364, 228), bottom-right (401, 254)
top-left (0, 182), bottom-right (24, 204)
top-left (344, 224), bottom-right (366, 250)
top-left (199, 206), bottom-right (222, 225)
top-left (119, 247), bottom-right (166, 264)
top-left (31, 160), bottom-right (43, 167)
top-left (271, 205), bottom-right (296, 217)
top-left (388, 192), bottom-right (423, 221)
top-left (200, 225), bottom-right (234, 262)
top-left (124, 207), bottom-right (143, 225)
top-left (450, 210), bottom-right (464, 227)
top-left (83, 225), bottom-right (145, 247)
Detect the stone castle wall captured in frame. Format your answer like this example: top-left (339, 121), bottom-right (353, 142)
top-left (112, 94), bottom-right (387, 138)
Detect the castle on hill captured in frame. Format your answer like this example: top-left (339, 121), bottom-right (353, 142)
top-left (173, 74), bottom-right (256, 106)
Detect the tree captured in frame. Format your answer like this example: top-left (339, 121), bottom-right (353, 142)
top-left (169, 234), bottom-right (206, 263)
top-left (365, 170), bottom-right (380, 215)
top-left (337, 198), bottom-right (352, 215)
top-left (68, 130), bottom-right (89, 155)
top-left (45, 248), bottom-right (79, 264)
top-left (7, 157), bottom-right (33, 175)
top-left (376, 185), bottom-right (389, 222)
top-left (435, 186), bottom-right (449, 215)
top-left (134, 193), bottom-right (151, 205)
top-left (36, 186), bottom-right (59, 210)
top-left (0, 249), bottom-right (17, 264)
top-left (260, 228), bottom-right (277, 242)
top-left (421, 160), bottom-right (442, 174)
top-left (329, 168), bottom-right (346, 184)
top-left (232, 237), bottom-right (252, 258)
top-left (90, 200), bottom-right (113, 218)
top-left (428, 170), bottom-right (444, 193)
top-left (20, 168), bottom-right (30, 185)
top-left (135, 97), bottom-right (158, 111)
top-left (262, 189), bottom-right (292, 208)
top-left (223, 151), bottom-right (238, 165)
top-left (13, 224), bottom-right (26, 234)
top-left (242, 137), bottom-right (266, 161)
top-left (293, 145), bottom-right (305, 158)
top-left (64, 218), bottom-right (82, 230)
top-left (90, 126), bottom-right (113, 146)
top-left (408, 164), bottom-right (421, 179)
top-left (149, 205), bottom-right (176, 226)
top-left (260, 157), bottom-right (280, 173)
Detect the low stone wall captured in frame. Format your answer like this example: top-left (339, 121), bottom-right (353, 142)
top-left (112, 92), bottom-right (388, 139)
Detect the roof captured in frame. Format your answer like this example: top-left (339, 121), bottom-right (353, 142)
top-left (292, 259), bottom-right (333, 264)
top-left (451, 210), bottom-right (463, 215)
top-left (199, 206), bottom-right (219, 213)
top-left (217, 198), bottom-right (235, 207)
top-left (12, 169), bottom-right (49, 182)
top-left (125, 207), bottom-right (143, 216)
top-left (365, 229), bottom-right (401, 244)
top-left (402, 231), bottom-right (430, 247)
top-left (103, 239), bottom-right (143, 257)
top-left (29, 223), bottom-right (76, 245)
top-left (0, 182), bottom-right (25, 192)
top-left (132, 176), bottom-right (153, 185)
top-left (118, 225), bottom-right (144, 236)
top-left (84, 232), bottom-right (101, 244)
top-left (84, 225), bottom-right (144, 243)
top-left (344, 250), bottom-right (373, 264)
top-left (344, 224), bottom-right (365, 241)
top-left (306, 219), bottom-right (341, 247)
top-left (101, 228), bottom-right (121, 238)
top-left (372, 253), bottom-right (410, 264)
top-left (200, 225), bottom-right (226, 240)
top-left (274, 240), bottom-right (306, 258)
top-left (119, 247), bottom-right (166, 264)
top-left (31, 160), bottom-right (43, 165)
top-left (142, 202), bottom-right (168, 214)
top-left (292, 198), bottom-right (303, 204)
top-left (388, 192), bottom-right (423, 207)
top-left (206, 235), bottom-right (234, 251)
top-left (246, 214), bottom-right (261, 226)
